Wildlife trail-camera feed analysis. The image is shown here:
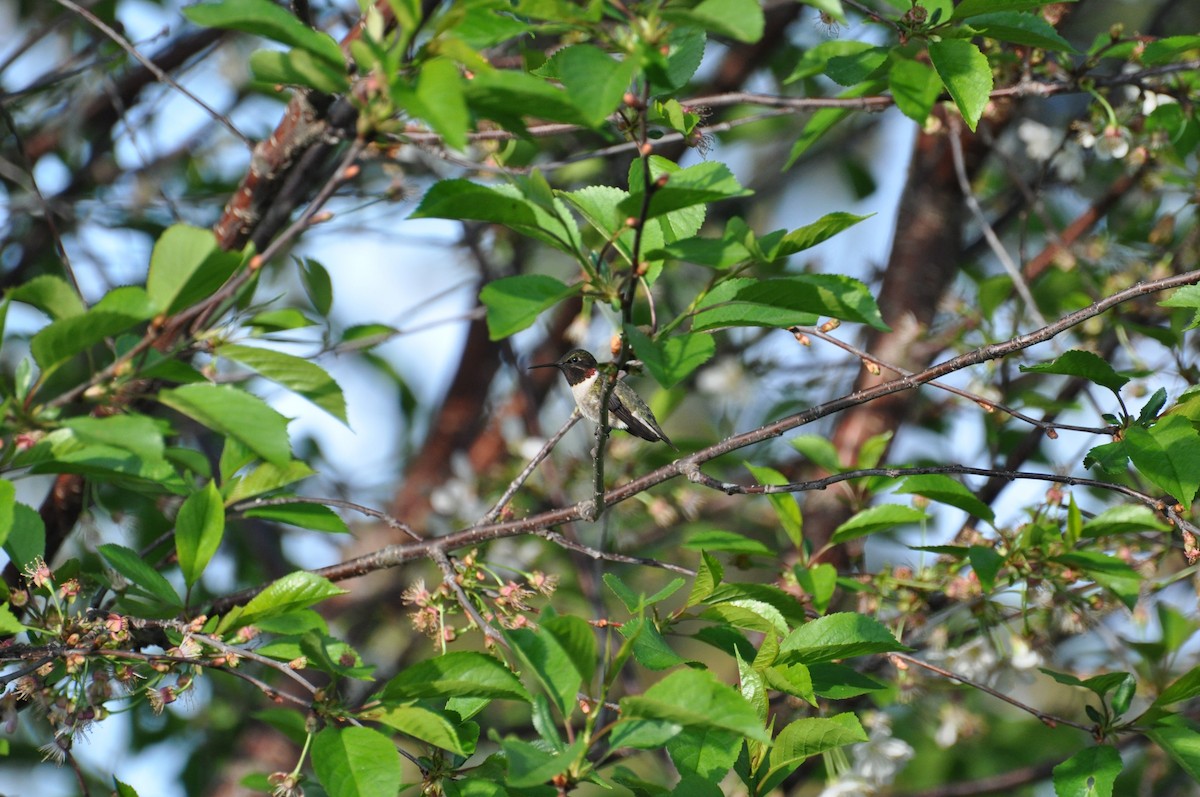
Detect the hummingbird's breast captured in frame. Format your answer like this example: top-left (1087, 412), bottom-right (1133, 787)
top-left (569, 371), bottom-right (626, 428)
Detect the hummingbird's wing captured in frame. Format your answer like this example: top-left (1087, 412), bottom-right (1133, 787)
top-left (608, 389), bottom-right (676, 448)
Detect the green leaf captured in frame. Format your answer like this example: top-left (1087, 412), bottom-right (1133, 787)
top-left (413, 57), bottom-right (469, 151)
top-left (377, 651), bottom-right (529, 703)
top-left (953, 0), bottom-right (1069, 19)
top-left (463, 68), bottom-right (584, 129)
top-left (412, 179), bottom-right (540, 226)
top-left (541, 44), bottom-right (638, 128)
top-left (413, 179), bottom-right (581, 255)
top-left (366, 705), bottom-right (478, 756)
top-left (824, 44), bottom-right (890, 86)
top-left (7, 274), bottom-right (84, 319)
top-left (970, 12), bottom-right (1075, 52)
top-left (0, 602), bottom-right (25, 635)
top-left (1052, 551), bottom-right (1142, 610)
top-left (648, 231), bottom-right (753, 269)
top-left (501, 737), bottom-right (586, 789)
top-left (661, 0), bottom-right (764, 43)
top-left (832, 504), bottom-right (927, 543)
top-left (627, 329), bottom-right (715, 389)
top-left (683, 529), bottom-right (773, 556)
top-left (1126, 415), bottom-right (1200, 504)
top-left (889, 56), bottom-right (942, 123)
top-left (619, 160), bottom-right (752, 220)
top-left (224, 459), bottom-right (315, 504)
top-left (216, 343), bottom-right (348, 424)
top-left (148, 225), bottom-right (241, 315)
top-left (250, 47), bottom-right (349, 93)
top-left (1147, 725), bottom-right (1200, 783)
top-left (774, 212), bottom-right (874, 257)
top-left (1142, 35), bottom-right (1200, 66)
top-left (246, 308), bottom-right (314, 331)
top-left (3, 503), bottom-right (44, 572)
top-left (158, 383), bottom-right (292, 467)
top-left (667, 725), bottom-right (742, 782)
top-left (31, 286), bottom-right (156, 372)
top-left (647, 26), bottom-right (707, 93)
top-left (709, 582), bottom-right (808, 626)
top-left (61, 415), bottom-right (166, 463)
top-left (507, 615), bottom-right (596, 715)
top-left (779, 612), bottom-right (909, 663)
top-left (794, 563), bottom-right (838, 615)
top-left (184, 0), bottom-right (345, 67)
top-left (1155, 666), bottom-right (1200, 707)
top-left (810, 662), bottom-right (887, 698)
top-left (621, 617), bottom-right (689, 670)
top-left (928, 38), bottom-right (993, 132)
top-left (896, 473), bottom-right (995, 523)
top-left (242, 502), bottom-right (349, 533)
top-left (687, 551), bottom-right (724, 606)
top-left (790, 435), bottom-right (842, 472)
top-left (785, 81), bottom-right (884, 167)
top-left (1084, 441), bottom-right (1128, 475)
top-left (299, 257), bottom-right (333, 315)
top-left (763, 714), bottom-right (867, 793)
top-left (1052, 745), bottom-right (1122, 797)
top-left (99, 543), bottom-right (182, 609)
top-left (0, 480), bottom-right (12, 550)
top-left (968, 545), bottom-right (1004, 592)
top-left (478, 274), bottom-right (579, 341)
top-left (237, 571), bottom-right (347, 628)
top-left (619, 669), bottom-right (769, 743)
top-left (763, 661), bottom-right (816, 705)
top-left (311, 726), bottom-right (401, 797)
top-left (1019, 349), bottom-right (1129, 394)
top-left (745, 463), bottom-right (803, 547)
top-left (693, 275), bottom-right (888, 332)
top-left (28, 429), bottom-right (188, 494)
top-left (175, 481), bottom-right (226, 589)
top-left (1082, 505), bottom-right (1170, 538)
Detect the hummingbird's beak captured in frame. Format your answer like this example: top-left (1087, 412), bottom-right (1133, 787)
top-left (527, 362), bottom-right (559, 371)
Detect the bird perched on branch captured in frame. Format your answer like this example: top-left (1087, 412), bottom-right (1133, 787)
top-left (529, 349), bottom-right (676, 449)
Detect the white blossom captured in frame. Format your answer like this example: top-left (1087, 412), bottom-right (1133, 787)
top-left (852, 713), bottom-right (915, 786)
top-left (1009, 636), bottom-right (1042, 670)
top-left (819, 776), bottom-right (876, 797)
top-left (1018, 120), bottom-right (1061, 161)
top-left (942, 636), bottom-right (998, 682)
top-left (1095, 125), bottom-right (1131, 159)
top-left (1142, 91), bottom-right (1176, 116)
top-left (935, 703), bottom-right (975, 748)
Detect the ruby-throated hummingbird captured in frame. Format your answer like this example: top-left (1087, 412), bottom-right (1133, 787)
top-left (529, 349), bottom-right (676, 448)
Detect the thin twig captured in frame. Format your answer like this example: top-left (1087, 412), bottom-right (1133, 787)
top-left (947, 118), bottom-right (1047, 329)
top-left (52, 0), bottom-right (249, 145)
top-left (480, 410), bottom-right (581, 525)
top-left (535, 529), bottom-right (695, 576)
top-left (233, 495), bottom-right (422, 542)
top-left (892, 652), bottom-right (1093, 732)
top-left (795, 325), bottom-right (1116, 436)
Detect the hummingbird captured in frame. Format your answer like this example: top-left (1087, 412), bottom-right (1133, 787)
top-left (529, 349), bottom-right (676, 448)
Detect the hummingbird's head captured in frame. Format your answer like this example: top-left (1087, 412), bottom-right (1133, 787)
top-left (529, 349), bottom-right (598, 385)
